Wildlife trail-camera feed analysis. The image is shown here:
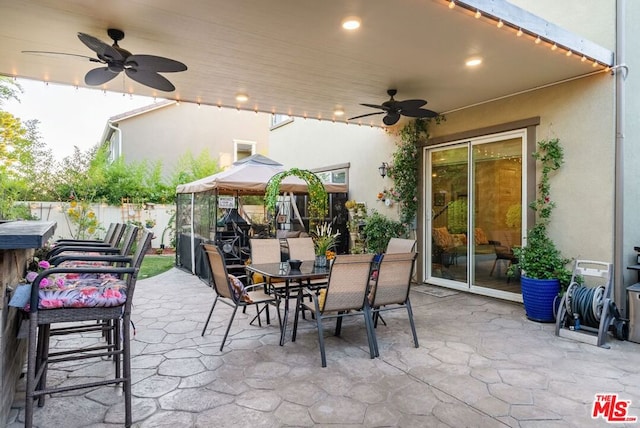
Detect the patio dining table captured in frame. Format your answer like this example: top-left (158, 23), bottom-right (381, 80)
top-left (246, 261), bottom-right (330, 345)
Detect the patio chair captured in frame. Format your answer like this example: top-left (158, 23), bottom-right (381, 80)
top-left (385, 237), bottom-right (416, 253)
top-left (46, 224), bottom-right (136, 261)
top-left (286, 237), bottom-right (316, 261)
top-left (24, 229), bottom-right (153, 428)
top-left (53, 222), bottom-right (124, 247)
top-left (368, 252), bottom-right (419, 356)
top-left (200, 243), bottom-right (281, 351)
top-left (291, 253), bottom-right (376, 367)
top-left (490, 241), bottom-right (517, 281)
top-left (44, 226), bottom-right (140, 357)
top-left (248, 237), bottom-right (284, 286)
top-left (286, 237), bottom-right (327, 288)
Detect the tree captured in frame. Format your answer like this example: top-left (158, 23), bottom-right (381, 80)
top-left (0, 78), bottom-right (54, 217)
top-left (169, 149), bottom-right (220, 189)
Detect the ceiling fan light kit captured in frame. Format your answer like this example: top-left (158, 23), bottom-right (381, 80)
top-left (348, 89), bottom-right (438, 126)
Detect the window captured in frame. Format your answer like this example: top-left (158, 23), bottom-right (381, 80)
top-left (233, 140), bottom-right (256, 162)
top-left (270, 114), bottom-right (293, 129)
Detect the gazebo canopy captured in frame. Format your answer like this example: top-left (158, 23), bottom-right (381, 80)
top-left (176, 154), bottom-right (347, 195)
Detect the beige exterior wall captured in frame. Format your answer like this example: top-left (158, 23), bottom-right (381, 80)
top-left (428, 73), bottom-right (616, 265)
top-left (113, 103), bottom-right (272, 178)
top-left (269, 118), bottom-right (400, 219)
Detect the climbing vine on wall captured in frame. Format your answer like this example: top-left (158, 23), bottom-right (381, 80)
top-left (387, 118), bottom-right (430, 225)
top-left (265, 168), bottom-right (328, 226)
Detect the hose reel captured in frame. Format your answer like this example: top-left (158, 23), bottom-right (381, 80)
top-left (565, 282), bottom-right (605, 328)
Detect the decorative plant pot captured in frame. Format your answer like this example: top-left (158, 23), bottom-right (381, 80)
top-left (314, 255), bottom-right (327, 267)
top-left (520, 275), bottom-right (560, 323)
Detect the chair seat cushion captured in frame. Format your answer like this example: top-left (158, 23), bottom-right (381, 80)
top-left (59, 259), bottom-right (110, 268)
top-left (35, 274), bottom-right (127, 310)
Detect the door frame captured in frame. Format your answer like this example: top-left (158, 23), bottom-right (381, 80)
top-left (422, 128), bottom-right (532, 302)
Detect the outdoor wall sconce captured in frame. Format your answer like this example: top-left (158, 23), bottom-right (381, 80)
top-left (378, 162), bottom-right (389, 178)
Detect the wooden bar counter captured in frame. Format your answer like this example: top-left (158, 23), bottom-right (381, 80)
top-left (0, 220), bottom-right (56, 425)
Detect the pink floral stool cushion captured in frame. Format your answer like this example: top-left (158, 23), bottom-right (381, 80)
top-left (31, 273), bottom-right (127, 310)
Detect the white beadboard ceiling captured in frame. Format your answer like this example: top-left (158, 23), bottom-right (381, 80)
top-left (0, 0), bottom-right (614, 125)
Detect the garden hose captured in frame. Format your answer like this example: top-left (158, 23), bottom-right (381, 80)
top-left (567, 284), bottom-right (605, 329)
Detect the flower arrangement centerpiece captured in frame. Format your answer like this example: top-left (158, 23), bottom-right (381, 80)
top-left (311, 222), bottom-right (340, 267)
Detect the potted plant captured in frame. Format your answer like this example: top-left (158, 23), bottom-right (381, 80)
top-left (362, 210), bottom-right (406, 255)
top-left (509, 138), bottom-right (572, 322)
top-left (311, 222), bottom-right (340, 267)
top-left (345, 199), bottom-right (357, 217)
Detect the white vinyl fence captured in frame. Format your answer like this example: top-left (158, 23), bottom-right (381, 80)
top-left (22, 202), bottom-right (175, 249)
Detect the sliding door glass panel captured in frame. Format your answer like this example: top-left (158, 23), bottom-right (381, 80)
top-left (430, 146), bottom-right (468, 283)
top-left (472, 138), bottom-right (522, 293)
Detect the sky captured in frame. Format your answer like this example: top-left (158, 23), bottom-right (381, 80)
top-left (4, 78), bottom-right (157, 160)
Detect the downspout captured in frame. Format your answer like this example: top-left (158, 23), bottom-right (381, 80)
top-left (614, 0), bottom-right (626, 314)
top-left (107, 121), bottom-right (122, 160)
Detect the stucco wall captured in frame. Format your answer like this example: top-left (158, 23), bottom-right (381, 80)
top-left (117, 103), bottom-right (272, 178)
top-left (429, 73), bottom-right (616, 264)
top-left (269, 119), bottom-right (399, 219)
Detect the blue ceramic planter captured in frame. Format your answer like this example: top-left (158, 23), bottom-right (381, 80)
top-left (521, 276), bottom-right (560, 323)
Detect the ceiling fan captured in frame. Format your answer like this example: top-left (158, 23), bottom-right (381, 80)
top-left (348, 89), bottom-right (438, 126)
top-left (23, 29), bottom-right (187, 92)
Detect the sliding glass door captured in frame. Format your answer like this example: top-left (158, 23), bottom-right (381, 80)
top-left (426, 131), bottom-right (525, 300)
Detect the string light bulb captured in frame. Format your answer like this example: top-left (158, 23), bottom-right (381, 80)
top-left (448, 0), bottom-right (455, 9)
top-left (551, 43), bottom-right (558, 51)
top-left (475, 10), bottom-right (481, 19)
top-left (535, 36), bottom-right (541, 44)
top-left (592, 60), bottom-right (598, 67)
top-left (581, 55), bottom-right (587, 62)
top-left (497, 20), bottom-right (504, 28)
top-left (516, 28), bottom-right (523, 37)
top-left (565, 50), bottom-right (572, 57)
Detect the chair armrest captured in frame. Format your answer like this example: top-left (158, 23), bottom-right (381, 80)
top-left (47, 245), bottom-right (120, 258)
top-left (49, 254), bottom-right (133, 266)
top-left (54, 241), bottom-right (112, 247)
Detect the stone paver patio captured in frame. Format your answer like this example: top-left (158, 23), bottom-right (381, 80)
top-left (9, 267), bottom-right (640, 427)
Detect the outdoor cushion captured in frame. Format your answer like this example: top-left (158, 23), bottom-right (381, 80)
top-left (474, 228), bottom-right (489, 245)
top-left (433, 227), bottom-right (454, 249)
top-left (229, 274), bottom-right (253, 303)
top-left (31, 273), bottom-right (127, 310)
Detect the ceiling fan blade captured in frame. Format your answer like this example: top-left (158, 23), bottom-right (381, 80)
top-left (85, 67), bottom-right (119, 85)
top-left (348, 112), bottom-right (384, 121)
top-left (77, 32), bottom-right (123, 61)
top-left (402, 108), bottom-right (439, 118)
top-left (127, 54), bottom-right (187, 72)
top-left (21, 50), bottom-right (102, 63)
top-left (125, 68), bottom-right (175, 92)
top-left (360, 103), bottom-right (389, 110)
top-left (383, 113), bottom-right (401, 126)
top-left (397, 99), bottom-right (427, 110)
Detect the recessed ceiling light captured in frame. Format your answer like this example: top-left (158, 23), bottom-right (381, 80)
top-left (235, 93), bottom-right (249, 102)
top-left (341, 16), bottom-right (361, 30)
top-left (465, 57), bottom-right (482, 67)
